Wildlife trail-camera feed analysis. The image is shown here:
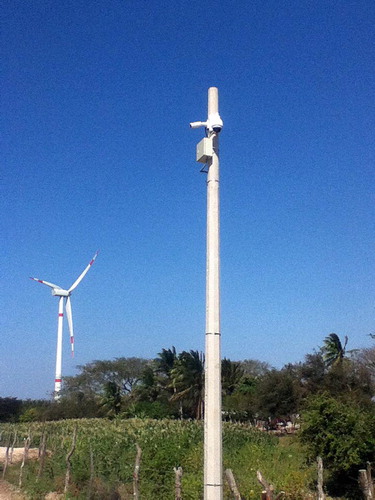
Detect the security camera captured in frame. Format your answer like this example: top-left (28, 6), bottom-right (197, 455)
top-left (207, 113), bottom-right (223, 133)
top-left (211, 123), bottom-right (223, 133)
top-left (190, 114), bottom-right (223, 133)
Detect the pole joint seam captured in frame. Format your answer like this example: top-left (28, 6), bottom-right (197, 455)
top-left (205, 332), bottom-right (221, 336)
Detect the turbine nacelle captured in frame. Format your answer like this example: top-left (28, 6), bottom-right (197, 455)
top-left (52, 289), bottom-right (70, 297)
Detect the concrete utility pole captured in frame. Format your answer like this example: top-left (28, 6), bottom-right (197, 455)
top-left (190, 87), bottom-right (224, 500)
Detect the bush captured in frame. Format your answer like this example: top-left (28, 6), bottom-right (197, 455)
top-left (300, 393), bottom-right (375, 497)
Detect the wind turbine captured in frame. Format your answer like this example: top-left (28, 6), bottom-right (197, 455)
top-left (30, 251), bottom-right (98, 400)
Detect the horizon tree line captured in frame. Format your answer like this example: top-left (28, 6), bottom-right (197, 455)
top-left (1, 332), bottom-right (372, 424)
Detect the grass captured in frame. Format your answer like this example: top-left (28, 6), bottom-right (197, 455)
top-left (0, 419), bottom-right (316, 499)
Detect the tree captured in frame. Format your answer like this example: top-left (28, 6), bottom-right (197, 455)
top-left (100, 381), bottom-right (122, 417)
top-left (0, 397), bottom-right (22, 422)
top-left (155, 347), bottom-right (177, 378)
top-left (323, 355), bottom-right (374, 405)
top-left (19, 400), bottom-right (52, 422)
top-left (240, 359), bottom-right (272, 377)
top-left (153, 347), bottom-right (178, 399)
top-left (299, 351), bottom-right (326, 395)
top-left (222, 377), bottom-right (260, 422)
top-left (300, 393), bottom-right (375, 497)
top-left (133, 366), bottom-right (160, 402)
top-left (322, 333), bottom-right (348, 367)
top-left (63, 357), bottom-right (150, 397)
top-left (44, 392), bottom-right (102, 420)
top-left (221, 358), bottom-right (245, 396)
top-left (254, 366), bottom-right (303, 419)
top-left (170, 350), bottom-right (204, 419)
top-left (358, 345), bottom-right (375, 383)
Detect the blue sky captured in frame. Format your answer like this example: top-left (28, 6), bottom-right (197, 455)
top-left (2, 0), bottom-right (374, 400)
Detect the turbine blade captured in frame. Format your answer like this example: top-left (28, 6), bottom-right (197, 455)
top-left (65, 296), bottom-right (74, 357)
top-left (68, 250), bottom-right (99, 292)
top-left (30, 277), bottom-right (62, 289)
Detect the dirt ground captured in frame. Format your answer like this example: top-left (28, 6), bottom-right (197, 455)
top-left (0, 447), bottom-right (31, 499)
top-left (0, 446), bottom-right (64, 500)
top-left (0, 447), bottom-right (61, 499)
top-left (0, 448), bottom-right (40, 465)
top-left (0, 480), bottom-right (27, 500)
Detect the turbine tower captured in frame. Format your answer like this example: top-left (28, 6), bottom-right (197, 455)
top-left (190, 87), bottom-right (224, 500)
top-left (30, 251), bottom-right (98, 400)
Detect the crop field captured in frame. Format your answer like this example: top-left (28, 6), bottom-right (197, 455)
top-left (0, 418), bottom-right (315, 499)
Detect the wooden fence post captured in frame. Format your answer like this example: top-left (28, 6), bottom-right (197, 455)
top-left (257, 471), bottom-right (285, 500)
top-left (317, 456), bottom-right (325, 500)
top-left (64, 425), bottom-right (77, 494)
top-left (133, 443), bottom-right (142, 500)
top-left (2, 442), bottom-right (10, 479)
top-left (18, 434), bottom-right (31, 488)
top-left (257, 471), bottom-right (274, 500)
top-left (174, 466), bottom-right (183, 500)
top-left (367, 463), bottom-right (374, 498)
top-left (224, 469), bottom-right (242, 499)
top-left (37, 428), bottom-right (47, 480)
top-left (359, 463), bottom-right (374, 499)
top-left (9, 431), bottom-right (17, 464)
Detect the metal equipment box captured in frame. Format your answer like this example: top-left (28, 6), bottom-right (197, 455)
top-left (196, 137), bottom-right (213, 164)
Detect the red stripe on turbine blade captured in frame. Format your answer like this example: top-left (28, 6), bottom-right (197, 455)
top-left (59, 313), bottom-right (64, 317)
top-left (70, 337), bottom-right (74, 344)
top-left (90, 259), bottom-right (94, 265)
top-left (55, 379), bottom-right (62, 382)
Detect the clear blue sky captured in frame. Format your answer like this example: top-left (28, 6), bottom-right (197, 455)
top-left (2, 0), bottom-right (374, 400)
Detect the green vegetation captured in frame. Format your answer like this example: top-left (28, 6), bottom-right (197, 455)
top-left (0, 419), bottom-right (314, 499)
top-left (300, 393), bottom-right (375, 498)
top-left (1, 333), bottom-right (374, 498)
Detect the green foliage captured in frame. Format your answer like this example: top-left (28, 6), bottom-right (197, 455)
top-left (0, 397), bottom-right (22, 422)
top-left (63, 357), bottom-right (150, 396)
top-left (170, 350), bottom-right (204, 419)
top-left (100, 381), bottom-right (122, 417)
top-left (322, 333), bottom-right (348, 367)
top-left (155, 347), bottom-right (178, 377)
top-left (254, 367), bottom-right (302, 419)
top-left (240, 359), bottom-right (273, 377)
top-left (0, 418), bottom-right (315, 499)
top-left (124, 400), bottom-right (175, 419)
top-left (300, 393), bottom-right (375, 497)
top-left (19, 407), bottom-right (43, 422)
top-left (222, 358), bottom-right (245, 395)
top-left (2, 338), bottom-right (374, 497)
top-left (357, 345), bottom-right (375, 383)
top-left (224, 434), bottom-right (314, 499)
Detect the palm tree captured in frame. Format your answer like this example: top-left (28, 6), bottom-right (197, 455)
top-left (100, 381), bottom-right (122, 417)
top-left (322, 333), bottom-right (348, 367)
top-left (155, 347), bottom-right (177, 378)
top-left (221, 358), bottom-right (245, 395)
top-left (170, 350), bottom-right (205, 419)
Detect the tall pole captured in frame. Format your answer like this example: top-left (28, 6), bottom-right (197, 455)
top-left (190, 87), bottom-right (223, 500)
top-left (204, 87), bottom-right (223, 500)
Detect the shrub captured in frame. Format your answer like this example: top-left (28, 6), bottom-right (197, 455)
top-left (300, 393), bottom-right (375, 497)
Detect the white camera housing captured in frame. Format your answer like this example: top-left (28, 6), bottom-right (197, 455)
top-left (190, 121), bottom-right (207, 129)
top-left (190, 114), bottom-right (223, 133)
top-left (207, 112), bottom-right (223, 133)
